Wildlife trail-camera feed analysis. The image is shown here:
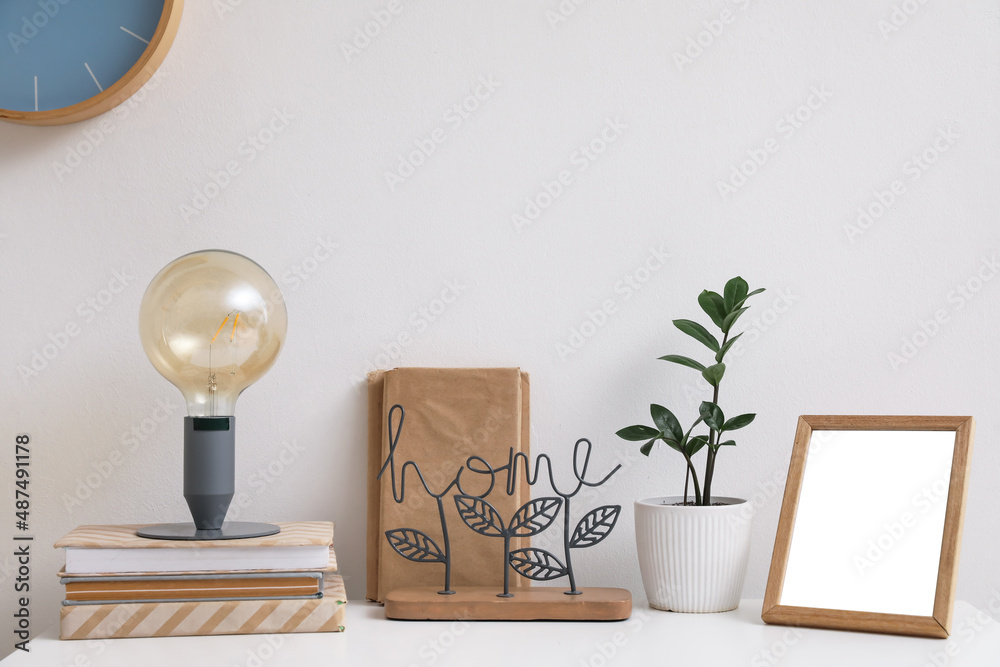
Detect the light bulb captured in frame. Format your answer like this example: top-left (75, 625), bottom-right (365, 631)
top-left (139, 250), bottom-right (287, 417)
top-left (136, 250), bottom-right (287, 540)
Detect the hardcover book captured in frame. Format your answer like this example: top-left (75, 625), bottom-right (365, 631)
top-left (55, 522), bottom-right (334, 575)
top-left (367, 368), bottom-right (531, 602)
top-left (62, 572), bottom-right (324, 602)
top-left (60, 574), bottom-right (347, 639)
top-left (58, 545), bottom-right (339, 578)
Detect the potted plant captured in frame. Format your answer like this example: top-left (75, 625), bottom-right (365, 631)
top-left (617, 276), bottom-right (764, 613)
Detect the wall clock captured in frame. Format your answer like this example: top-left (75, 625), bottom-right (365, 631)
top-left (0, 0), bottom-right (182, 126)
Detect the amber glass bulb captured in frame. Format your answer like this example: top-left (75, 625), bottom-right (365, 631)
top-left (139, 250), bottom-right (287, 416)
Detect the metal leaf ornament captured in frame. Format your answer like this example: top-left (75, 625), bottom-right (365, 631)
top-left (385, 528), bottom-right (446, 563)
top-left (454, 495), bottom-right (506, 537)
top-left (507, 497), bottom-right (562, 537)
top-left (569, 506), bottom-right (621, 549)
top-left (509, 548), bottom-right (568, 581)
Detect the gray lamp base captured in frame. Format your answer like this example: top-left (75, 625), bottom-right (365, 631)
top-left (139, 416), bottom-right (278, 541)
top-left (137, 521), bottom-right (280, 541)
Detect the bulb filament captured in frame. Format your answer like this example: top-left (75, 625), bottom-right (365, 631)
top-left (211, 310), bottom-right (242, 343)
top-left (207, 310), bottom-right (242, 415)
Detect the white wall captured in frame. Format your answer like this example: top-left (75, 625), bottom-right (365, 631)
top-left (2, 0), bottom-right (998, 639)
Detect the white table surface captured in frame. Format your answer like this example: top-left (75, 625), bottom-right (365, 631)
top-left (3, 599), bottom-right (999, 666)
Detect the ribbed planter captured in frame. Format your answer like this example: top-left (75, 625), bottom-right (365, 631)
top-left (634, 496), bottom-right (752, 613)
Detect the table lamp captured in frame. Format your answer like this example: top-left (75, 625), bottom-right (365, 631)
top-left (136, 250), bottom-right (287, 540)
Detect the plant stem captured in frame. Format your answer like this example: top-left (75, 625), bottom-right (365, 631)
top-left (683, 467), bottom-right (690, 504)
top-left (703, 449), bottom-right (717, 506)
top-left (682, 455), bottom-right (702, 505)
top-left (703, 331), bottom-right (727, 505)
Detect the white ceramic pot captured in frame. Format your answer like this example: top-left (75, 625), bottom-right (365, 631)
top-left (634, 496), bottom-right (752, 613)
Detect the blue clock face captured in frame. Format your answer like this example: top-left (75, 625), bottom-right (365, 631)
top-left (0, 1), bottom-right (164, 112)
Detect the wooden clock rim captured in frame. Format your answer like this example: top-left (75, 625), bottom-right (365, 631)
top-left (0, 0), bottom-right (183, 126)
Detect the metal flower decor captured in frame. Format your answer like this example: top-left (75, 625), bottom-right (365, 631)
top-left (377, 404), bottom-right (622, 598)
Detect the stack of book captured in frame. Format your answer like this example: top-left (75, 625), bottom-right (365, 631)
top-left (54, 521), bottom-right (345, 640)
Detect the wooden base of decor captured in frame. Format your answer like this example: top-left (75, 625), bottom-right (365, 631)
top-left (384, 586), bottom-right (632, 621)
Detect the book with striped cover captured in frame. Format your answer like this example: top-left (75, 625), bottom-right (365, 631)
top-left (60, 574), bottom-right (346, 639)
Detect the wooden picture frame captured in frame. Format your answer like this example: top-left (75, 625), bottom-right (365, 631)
top-left (762, 415), bottom-right (974, 638)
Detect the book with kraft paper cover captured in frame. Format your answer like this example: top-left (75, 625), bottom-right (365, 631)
top-left (367, 368), bottom-right (531, 602)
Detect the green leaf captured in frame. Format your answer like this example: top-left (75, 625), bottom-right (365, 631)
top-left (659, 354), bottom-right (707, 371)
top-left (661, 438), bottom-right (684, 453)
top-left (715, 333), bottom-right (743, 362)
top-left (650, 405), bottom-right (684, 442)
top-left (698, 290), bottom-right (726, 329)
top-left (616, 425), bottom-right (659, 441)
top-left (723, 277), bottom-right (749, 313)
top-left (672, 319), bottom-right (720, 352)
top-left (723, 413), bottom-right (756, 431)
top-left (734, 288), bottom-right (765, 309)
top-left (699, 401), bottom-right (725, 430)
top-left (717, 440), bottom-right (736, 447)
top-left (687, 434), bottom-right (709, 456)
top-left (701, 362), bottom-right (726, 387)
top-left (639, 438), bottom-right (657, 456)
top-left (721, 307), bottom-right (749, 334)
top-left (682, 416), bottom-right (705, 440)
